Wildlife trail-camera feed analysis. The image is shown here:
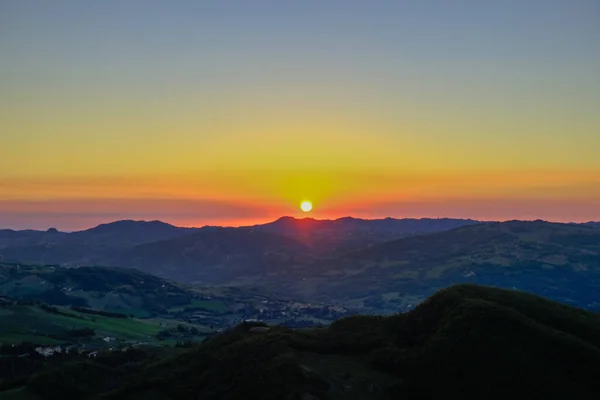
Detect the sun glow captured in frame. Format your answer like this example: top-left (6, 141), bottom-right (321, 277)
top-left (300, 201), bottom-right (313, 212)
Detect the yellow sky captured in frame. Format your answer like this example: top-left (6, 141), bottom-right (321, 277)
top-left (1, 1), bottom-right (599, 229)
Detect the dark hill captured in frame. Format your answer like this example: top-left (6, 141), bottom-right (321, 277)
top-left (0, 217), bottom-right (478, 268)
top-left (251, 216), bottom-right (479, 250)
top-left (258, 216), bottom-right (479, 235)
top-left (0, 228), bottom-right (66, 248)
top-left (352, 219), bottom-right (599, 261)
top-left (101, 218), bottom-right (481, 284)
top-left (287, 220), bottom-right (600, 311)
top-left (109, 228), bottom-right (311, 283)
top-left (71, 220), bottom-right (201, 247)
top-left (21, 285), bottom-right (600, 399)
top-left (0, 220), bottom-right (201, 266)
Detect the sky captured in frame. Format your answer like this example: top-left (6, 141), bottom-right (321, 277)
top-left (1, 0), bottom-right (599, 230)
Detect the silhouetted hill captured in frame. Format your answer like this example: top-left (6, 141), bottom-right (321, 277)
top-left (0, 217), bottom-right (478, 267)
top-left (0, 220), bottom-right (201, 266)
top-left (17, 285), bottom-right (600, 399)
top-left (71, 220), bottom-right (201, 246)
top-left (250, 216), bottom-right (480, 251)
top-left (0, 220), bottom-right (198, 249)
top-left (0, 228), bottom-right (66, 248)
top-left (259, 216), bottom-right (479, 235)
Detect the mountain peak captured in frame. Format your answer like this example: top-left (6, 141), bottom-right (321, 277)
top-left (270, 216), bottom-right (320, 224)
top-left (85, 220), bottom-right (177, 232)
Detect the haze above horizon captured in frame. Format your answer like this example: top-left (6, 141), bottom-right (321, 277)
top-left (2, 1), bottom-right (599, 230)
top-left (3, 216), bottom-right (599, 234)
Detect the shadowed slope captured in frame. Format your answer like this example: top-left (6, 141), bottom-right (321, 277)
top-left (293, 221), bottom-right (600, 311)
top-left (20, 284), bottom-right (600, 399)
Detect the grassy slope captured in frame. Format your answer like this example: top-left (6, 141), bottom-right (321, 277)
top-left (0, 263), bottom-right (352, 332)
top-left (0, 264), bottom-right (283, 322)
top-left (0, 303), bottom-right (161, 345)
top-left (20, 284), bottom-right (600, 399)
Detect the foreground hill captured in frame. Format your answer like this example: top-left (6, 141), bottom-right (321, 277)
top-left (9, 285), bottom-right (600, 399)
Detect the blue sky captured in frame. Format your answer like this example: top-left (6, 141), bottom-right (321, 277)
top-left (1, 1), bottom-right (599, 229)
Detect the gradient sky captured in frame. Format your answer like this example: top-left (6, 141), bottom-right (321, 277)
top-left (1, 1), bottom-right (599, 230)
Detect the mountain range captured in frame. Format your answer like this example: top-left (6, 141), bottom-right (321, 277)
top-left (0, 217), bottom-right (479, 263)
top-left (0, 217), bottom-right (479, 282)
top-left (1, 217), bottom-right (600, 313)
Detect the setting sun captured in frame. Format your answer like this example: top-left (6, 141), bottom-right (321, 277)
top-left (300, 201), bottom-right (313, 212)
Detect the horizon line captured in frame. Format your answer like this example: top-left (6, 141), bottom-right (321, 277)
top-left (2, 215), bottom-right (599, 234)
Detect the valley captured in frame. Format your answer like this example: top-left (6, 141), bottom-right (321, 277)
top-left (3, 284), bottom-right (600, 399)
top-left (4, 1), bottom-right (598, 397)
top-left (0, 263), bottom-right (352, 342)
top-left (1, 217), bottom-right (600, 399)
top-left (2, 218), bottom-right (600, 314)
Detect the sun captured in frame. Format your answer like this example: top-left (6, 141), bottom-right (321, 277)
top-left (300, 201), bottom-right (312, 212)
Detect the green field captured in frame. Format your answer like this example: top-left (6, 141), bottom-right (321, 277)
top-left (168, 299), bottom-right (228, 313)
top-left (0, 264), bottom-right (313, 329)
top-left (0, 304), bottom-right (162, 345)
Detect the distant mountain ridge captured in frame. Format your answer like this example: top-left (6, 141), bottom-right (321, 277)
top-left (1, 219), bottom-right (200, 241)
top-left (2, 216), bottom-right (481, 235)
top-left (0, 220), bottom-right (202, 266)
top-left (3, 218), bottom-right (600, 316)
top-left (0, 217), bottom-right (480, 267)
top-left (252, 216), bottom-right (481, 247)
top-left (85, 219), bottom-right (600, 314)
top-left (255, 215), bottom-right (480, 232)
top-left (71, 219), bottom-right (202, 247)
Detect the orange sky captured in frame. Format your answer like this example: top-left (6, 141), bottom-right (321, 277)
top-left (1, 168), bottom-right (599, 230)
top-left (1, 2), bottom-right (599, 230)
